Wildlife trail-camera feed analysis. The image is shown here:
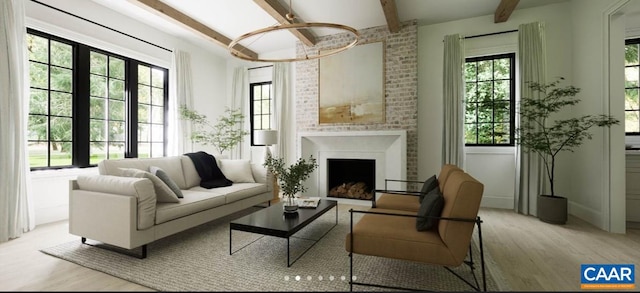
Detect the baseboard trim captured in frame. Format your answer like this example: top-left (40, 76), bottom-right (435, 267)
top-left (568, 201), bottom-right (603, 229)
top-left (481, 196), bottom-right (513, 209)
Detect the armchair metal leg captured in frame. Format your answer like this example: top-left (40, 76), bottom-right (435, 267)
top-left (349, 209), bottom-right (353, 292)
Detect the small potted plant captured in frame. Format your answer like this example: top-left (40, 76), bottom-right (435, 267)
top-left (516, 77), bottom-right (619, 224)
top-left (263, 155), bottom-right (318, 214)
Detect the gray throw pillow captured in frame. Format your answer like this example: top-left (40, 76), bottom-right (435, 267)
top-left (416, 187), bottom-right (444, 231)
top-left (419, 175), bottom-right (438, 202)
top-left (120, 168), bottom-right (180, 203)
top-left (150, 166), bottom-right (184, 198)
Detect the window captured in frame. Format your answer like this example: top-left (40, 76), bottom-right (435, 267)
top-left (464, 53), bottom-right (515, 146)
top-left (26, 29), bottom-right (168, 169)
top-left (249, 82), bottom-right (272, 146)
top-left (625, 39), bottom-right (640, 134)
top-left (89, 51), bottom-right (126, 164)
top-left (27, 33), bottom-right (74, 167)
top-left (136, 64), bottom-right (167, 158)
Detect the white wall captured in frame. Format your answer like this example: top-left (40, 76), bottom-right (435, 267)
top-left (25, 0), bottom-right (228, 225)
top-left (569, 0), bottom-right (628, 232)
top-left (417, 3), bottom-right (573, 209)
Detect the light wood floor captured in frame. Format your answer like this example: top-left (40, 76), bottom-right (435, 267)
top-left (1, 207), bottom-right (639, 291)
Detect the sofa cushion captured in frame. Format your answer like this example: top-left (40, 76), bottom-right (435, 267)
top-left (120, 168), bottom-right (180, 203)
top-left (189, 182), bottom-right (267, 204)
top-left (181, 156), bottom-right (201, 189)
top-left (150, 166), bottom-right (184, 198)
top-left (416, 188), bottom-right (444, 231)
top-left (250, 163), bottom-right (268, 184)
top-left (155, 190), bottom-right (227, 224)
top-left (76, 175), bottom-right (156, 230)
top-left (98, 156), bottom-right (186, 189)
top-left (220, 159), bottom-right (255, 183)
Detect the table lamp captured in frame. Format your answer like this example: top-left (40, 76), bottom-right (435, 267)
top-left (254, 129), bottom-right (278, 161)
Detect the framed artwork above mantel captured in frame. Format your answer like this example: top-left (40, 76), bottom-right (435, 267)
top-left (318, 40), bottom-right (385, 124)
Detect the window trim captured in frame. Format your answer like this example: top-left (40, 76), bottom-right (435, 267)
top-left (464, 53), bottom-right (516, 147)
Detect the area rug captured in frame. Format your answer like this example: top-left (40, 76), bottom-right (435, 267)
top-left (41, 205), bottom-right (507, 291)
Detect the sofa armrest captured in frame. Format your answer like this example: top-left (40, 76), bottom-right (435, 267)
top-left (73, 175), bottom-right (157, 230)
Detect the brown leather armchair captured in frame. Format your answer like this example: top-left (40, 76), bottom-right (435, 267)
top-left (346, 168), bottom-right (486, 291)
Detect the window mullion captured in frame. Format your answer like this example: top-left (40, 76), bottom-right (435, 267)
top-left (74, 44), bottom-right (90, 166)
top-left (127, 60), bottom-right (138, 158)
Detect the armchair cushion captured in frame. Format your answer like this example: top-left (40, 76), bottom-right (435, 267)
top-left (418, 175), bottom-right (438, 202)
top-left (416, 188), bottom-right (444, 231)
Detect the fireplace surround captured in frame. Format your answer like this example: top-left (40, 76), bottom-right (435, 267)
top-left (299, 130), bottom-right (407, 204)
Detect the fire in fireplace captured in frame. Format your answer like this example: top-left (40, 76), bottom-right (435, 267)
top-left (327, 158), bottom-right (375, 200)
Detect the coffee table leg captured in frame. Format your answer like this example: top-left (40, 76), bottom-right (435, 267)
top-left (229, 227), bottom-right (232, 255)
top-left (287, 237), bottom-right (290, 267)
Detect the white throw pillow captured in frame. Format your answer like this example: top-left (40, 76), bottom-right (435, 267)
top-left (219, 159), bottom-right (255, 183)
top-left (119, 168), bottom-right (180, 203)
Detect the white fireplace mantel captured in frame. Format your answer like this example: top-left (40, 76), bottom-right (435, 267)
top-left (298, 130), bottom-right (407, 203)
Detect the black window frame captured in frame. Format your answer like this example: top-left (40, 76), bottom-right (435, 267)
top-left (625, 38), bottom-right (640, 135)
top-left (249, 81), bottom-right (273, 146)
top-left (464, 53), bottom-right (516, 147)
top-left (27, 28), bottom-right (169, 171)
top-left (26, 30), bottom-right (77, 169)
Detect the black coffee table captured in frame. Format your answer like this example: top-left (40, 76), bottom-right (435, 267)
top-left (229, 199), bottom-right (338, 267)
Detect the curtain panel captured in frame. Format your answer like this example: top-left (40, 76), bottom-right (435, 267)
top-left (442, 34), bottom-right (466, 168)
top-left (515, 22), bottom-right (548, 215)
top-left (230, 67), bottom-right (249, 159)
top-left (272, 62), bottom-right (291, 162)
top-left (168, 50), bottom-right (194, 156)
top-left (0, 0), bottom-right (35, 242)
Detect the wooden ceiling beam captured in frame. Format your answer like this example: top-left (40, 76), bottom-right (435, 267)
top-left (132, 0), bottom-right (258, 59)
top-left (253, 0), bottom-right (317, 47)
top-left (380, 0), bottom-right (400, 33)
top-left (494, 0), bottom-right (520, 23)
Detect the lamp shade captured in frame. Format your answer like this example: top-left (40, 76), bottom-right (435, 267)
top-left (254, 129), bottom-right (278, 146)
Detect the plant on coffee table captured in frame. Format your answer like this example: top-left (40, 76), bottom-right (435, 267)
top-left (263, 155), bottom-right (318, 212)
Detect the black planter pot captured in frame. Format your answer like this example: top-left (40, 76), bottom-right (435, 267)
top-left (537, 194), bottom-right (567, 224)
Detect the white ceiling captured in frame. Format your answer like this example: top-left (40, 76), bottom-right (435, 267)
top-left (91, 0), bottom-right (569, 59)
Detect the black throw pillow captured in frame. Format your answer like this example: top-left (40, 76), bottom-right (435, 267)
top-left (416, 188), bottom-right (444, 231)
top-left (418, 175), bottom-right (438, 202)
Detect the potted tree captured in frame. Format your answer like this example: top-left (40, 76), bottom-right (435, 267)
top-left (179, 105), bottom-right (248, 155)
top-left (516, 77), bottom-right (619, 224)
top-left (263, 155), bottom-right (318, 214)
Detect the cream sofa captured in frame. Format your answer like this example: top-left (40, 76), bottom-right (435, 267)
top-left (68, 155), bottom-right (272, 258)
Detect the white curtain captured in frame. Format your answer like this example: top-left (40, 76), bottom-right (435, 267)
top-left (272, 62), bottom-right (291, 161)
top-left (515, 22), bottom-right (547, 215)
top-left (442, 34), bottom-right (465, 168)
top-left (230, 67), bottom-right (249, 159)
top-left (168, 50), bottom-right (194, 156)
top-left (0, 0), bottom-right (35, 242)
